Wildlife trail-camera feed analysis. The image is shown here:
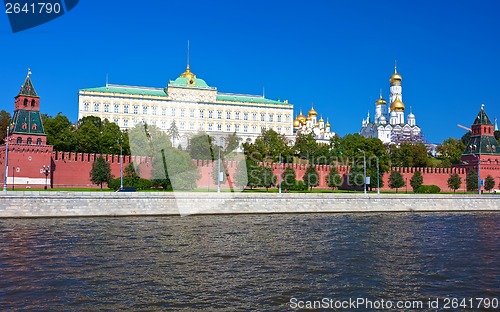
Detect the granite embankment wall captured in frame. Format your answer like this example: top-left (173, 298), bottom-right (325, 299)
top-left (0, 192), bottom-right (499, 218)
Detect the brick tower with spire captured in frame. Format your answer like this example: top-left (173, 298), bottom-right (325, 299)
top-left (1, 70), bottom-right (53, 189)
top-left (459, 104), bottom-right (500, 192)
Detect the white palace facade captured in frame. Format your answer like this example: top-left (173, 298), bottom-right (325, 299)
top-left (78, 65), bottom-right (294, 147)
top-left (360, 65), bottom-right (423, 144)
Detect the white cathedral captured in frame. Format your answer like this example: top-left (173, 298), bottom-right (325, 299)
top-left (360, 65), bottom-right (423, 144)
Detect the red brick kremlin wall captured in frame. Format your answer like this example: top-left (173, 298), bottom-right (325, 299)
top-left (3, 149), bottom-right (499, 191)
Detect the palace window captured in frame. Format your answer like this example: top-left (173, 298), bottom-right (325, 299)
top-left (252, 112), bottom-right (257, 121)
top-left (152, 106), bottom-right (157, 115)
top-left (104, 103), bottom-right (110, 113)
top-left (94, 102), bottom-right (100, 112)
top-left (152, 120), bottom-right (157, 126)
top-left (114, 103), bottom-right (119, 113)
top-left (285, 114), bottom-right (290, 122)
top-left (217, 110), bottom-right (222, 119)
top-left (277, 127), bottom-right (281, 133)
top-left (235, 124), bottom-right (240, 132)
top-left (261, 126), bottom-right (265, 133)
top-left (162, 107), bottom-right (166, 116)
top-left (124, 119), bottom-right (129, 127)
top-left (190, 109), bottom-right (195, 118)
top-left (244, 112), bottom-right (248, 120)
top-left (143, 106), bottom-right (148, 115)
top-left (208, 123), bottom-right (213, 131)
top-left (113, 118), bottom-right (119, 124)
top-left (252, 125), bottom-right (257, 133)
top-left (226, 111), bottom-right (231, 119)
top-left (244, 125), bottom-right (248, 133)
top-left (133, 105), bottom-right (138, 114)
top-left (84, 102), bottom-right (89, 112)
top-left (199, 109), bottom-right (204, 118)
top-left (180, 122), bottom-right (185, 130)
top-left (235, 111), bottom-right (240, 120)
top-left (269, 114), bottom-right (274, 122)
top-left (226, 124), bottom-right (231, 132)
top-left (171, 108), bottom-right (176, 116)
top-left (124, 105), bottom-right (129, 114)
top-left (190, 122), bottom-right (194, 130)
top-left (180, 108), bottom-right (185, 117)
top-left (161, 121), bottom-right (166, 129)
top-left (260, 113), bottom-right (265, 121)
top-left (278, 114), bottom-right (282, 122)
top-left (208, 110), bottom-right (213, 118)
top-left (217, 124), bottom-right (222, 131)
top-left (199, 123), bottom-right (204, 130)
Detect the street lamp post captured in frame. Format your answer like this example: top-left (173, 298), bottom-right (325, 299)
top-left (278, 153), bottom-right (282, 194)
top-left (42, 165), bottom-right (50, 190)
top-left (405, 178), bottom-right (408, 194)
top-left (376, 157), bottom-right (380, 194)
top-left (217, 146), bottom-right (221, 193)
top-left (118, 137), bottom-right (123, 190)
top-left (3, 126), bottom-right (9, 192)
top-left (12, 167), bottom-right (15, 191)
top-left (358, 149), bottom-right (367, 194)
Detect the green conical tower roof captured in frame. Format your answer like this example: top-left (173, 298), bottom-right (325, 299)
top-left (18, 70), bottom-right (39, 97)
top-left (463, 106), bottom-right (500, 155)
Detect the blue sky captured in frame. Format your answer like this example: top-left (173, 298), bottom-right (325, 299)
top-left (1, 0), bottom-right (499, 144)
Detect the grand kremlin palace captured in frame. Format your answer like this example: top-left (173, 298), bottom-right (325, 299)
top-left (78, 65), bottom-right (295, 147)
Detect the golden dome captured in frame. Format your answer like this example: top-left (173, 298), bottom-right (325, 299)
top-left (296, 109), bottom-right (307, 124)
top-left (308, 105), bottom-right (318, 117)
top-left (376, 91), bottom-right (387, 105)
top-left (319, 117), bottom-right (324, 122)
top-left (389, 65), bottom-right (402, 83)
top-left (293, 118), bottom-right (301, 128)
top-left (390, 96), bottom-right (405, 112)
top-left (306, 116), bottom-right (312, 121)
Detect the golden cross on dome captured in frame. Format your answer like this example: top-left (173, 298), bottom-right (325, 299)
top-left (27, 68), bottom-right (32, 77)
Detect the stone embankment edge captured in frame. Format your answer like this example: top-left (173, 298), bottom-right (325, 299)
top-left (0, 191), bottom-right (499, 218)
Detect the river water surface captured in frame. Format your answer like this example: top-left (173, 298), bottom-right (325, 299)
top-left (0, 212), bottom-right (499, 311)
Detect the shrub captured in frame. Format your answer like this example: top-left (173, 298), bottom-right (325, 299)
top-left (416, 185), bottom-right (441, 193)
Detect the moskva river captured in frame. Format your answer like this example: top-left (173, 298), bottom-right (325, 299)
top-left (0, 213), bottom-right (499, 311)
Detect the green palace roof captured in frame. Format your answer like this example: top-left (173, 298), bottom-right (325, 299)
top-left (80, 85), bottom-right (168, 97)
top-left (217, 93), bottom-right (288, 105)
top-left (169, 77), bottom-right (211, 88)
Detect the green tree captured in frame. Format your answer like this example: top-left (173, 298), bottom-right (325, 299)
top-left (281, 166), bottom-right (296, 191)
top-left (244, 129), bottom-right (292, 163)
top-left (466, 169), bottom-right (478, 192)
top-left (234, 159), bottom-right (259, 189)
top-left (43, 113), bottom-right (75, 151)
top-left (410, 171), bottom-right (423, 192)
top-left (189, 132), bottom-right (214, 160)
top-left (223, 132), bottom-right (240, 156)
top-left (303, 165), bottom-right (319, 191)
top-left (484, 174), bottom-right (495, 192)
top-left (90, 155), bottom-right (113, 189)
top-left (0, 110), bottom-right (12, 144)
top-left (74, 116), bottom-right (103, 153)
top-left (294, 133), bottom-right (319, 163)
top-left (151, 147), bottom-right (200, 190)
top-left (100, 119), bottom-right (127, 155)
top-left (447, 173), bottom-right (462, 192)
top-left (167, 120), bottom-right (180, 147)
top-left (325, 166), bottom-right (342, 190)
top-left (211, 160), bottom-right (227, 186)
top-left (390, 142), bottom-right (428, 167)
top-left (347, 164), bottom-right (364, 190)
top-left (437, 137), bottom-right (466, 167)
top-left (388, 170), bottom-right (405, 192)
top-left (129, 123), bottom-right (171, 157)
top-left (258, 166), bottom-right (277, 191)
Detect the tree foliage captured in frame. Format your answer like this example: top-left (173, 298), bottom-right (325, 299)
top-left (437, 138), bottom-right (466, 167)
top-left (325, 166), bottom-right (342, 190)
top-left (189, 132), bottom-right (214, 160)
top-left (390, 143), bottom-right (428, 167)
top-left (243, 129), bottom-right (293, 163)
top-left (410, 171), bottom-right (423, 192)
top-left (281, 166), bottom-right (297, 190)
top-left (0, 110), bottom-right (12, 144)
top-left (388, 171), bottom-right (405, 192)
top-left (303, 165), bottom-right (319, 191)
top-left (447, 173), bottom-right (462, 192)
top-left (484, 175), bottom-right (495, 192)
top-left (466, 169), bottom-right (478, 192)
top-left (90, 156), bottom-right (113, 189)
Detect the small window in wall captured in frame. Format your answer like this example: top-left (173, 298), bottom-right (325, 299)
top-left (23, 99), bottom-right (28, 106)
top-left (36, 138), bottom-right (42, 145)
top-left (17, 137), bottom-right (22, 144)
top-left (31, 99), bottom-right (36, 107)
top-left (27, 137), bottom-right (32, 145)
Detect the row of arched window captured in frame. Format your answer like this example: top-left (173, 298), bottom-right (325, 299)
top-left (23, 98), bottom-right (36, 107)
top-left (16, 137), bottom-right (42, 145)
